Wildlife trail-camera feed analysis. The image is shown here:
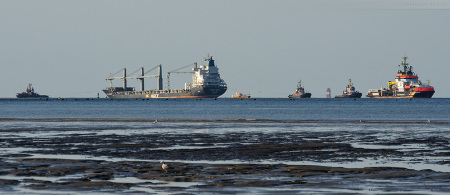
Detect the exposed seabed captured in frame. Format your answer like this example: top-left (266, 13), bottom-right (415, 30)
top-left (1, 119), bottom-right (449, 194)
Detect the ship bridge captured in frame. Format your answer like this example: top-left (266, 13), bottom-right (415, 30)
top-left (396, 56), bottom-right (418, 79)
top-left (192, 56), bottom-right (227, 88)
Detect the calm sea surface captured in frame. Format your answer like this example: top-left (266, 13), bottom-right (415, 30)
top-left (1, 98), bottom-right (450, 121)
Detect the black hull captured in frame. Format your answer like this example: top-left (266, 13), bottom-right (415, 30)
top-left (16, 93), bottom-right (49, 99)
top-left (412, 91), bottom-right (435, 98)
top-left (103, 86), bottom-right (227, 99)
top-left (288, 93), bottom-right (311, 98)
top-left (335, 92), bottom-right (362, 98)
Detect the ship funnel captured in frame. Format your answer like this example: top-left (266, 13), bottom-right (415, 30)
top-left (208, 56), bottom-right (215, 67)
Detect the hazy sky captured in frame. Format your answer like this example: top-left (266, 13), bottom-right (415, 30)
top-left (1, 0), bottom-right (449, 98)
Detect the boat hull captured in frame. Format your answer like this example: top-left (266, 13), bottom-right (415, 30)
top-left (367, 87), bottom-right (434, 98)
top-left (410, 88), bottom-right (435, 98)
top-left (16, 93), bottom-right (49, 98)
top-left (288, 93), bottom-right (311, 98)
top-left (335, 92), bottom-right (362, 98)
top-left (232, 95), bottom-right (251, 98)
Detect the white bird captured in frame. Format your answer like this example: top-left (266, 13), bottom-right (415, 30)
top-left (153, 119), bottom-right (158, 124)
top-left (428, 119), bottom-right (431, 123)
top-left (160, 161), bottom-right (170, 173)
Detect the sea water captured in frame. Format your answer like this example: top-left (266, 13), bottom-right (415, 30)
top-left (1, 98), bottom-right (449, 121)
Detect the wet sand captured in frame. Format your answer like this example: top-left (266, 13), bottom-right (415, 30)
top-left (1, 158), bottom-right (450, 194)
top-left (1, 120), bottom-right (449, 194)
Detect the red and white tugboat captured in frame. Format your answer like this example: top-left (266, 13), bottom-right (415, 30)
top-left (367, 56), bottom-right (435, 98)
top-left (288, 80), bottom-right (311, 98)
top-left (335, 79), bottom-right (362, 98)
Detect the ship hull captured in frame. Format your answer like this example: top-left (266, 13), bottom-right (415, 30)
top-left (410, 88), bottom-right (435, 98)
top-left (335, 92), bottom-right (362, 98)
top-left (367, 87), bottom-right (434, 99)
top-left (367, 93), bottom-right (434, 98)
top-left (410, 91), bottom-right (434, 98)
top-left (232, 95), bottom-right (251, 98)
top-left (16, 93), bottom-right (49, 98)
top-left (288, 93), bottom-right (311, 98)
top-left (103, 86), bottom-right (227, 99)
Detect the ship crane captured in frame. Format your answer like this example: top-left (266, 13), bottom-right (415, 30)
top-left (105, 64), bottom-right (163, 91)
top-left (166, 63), bottom-right (195, 90)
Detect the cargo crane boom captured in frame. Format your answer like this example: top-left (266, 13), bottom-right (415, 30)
top-left (105, 64), bottom-right (162, 91)
top-left (166, 63), bottom-right (194, 90)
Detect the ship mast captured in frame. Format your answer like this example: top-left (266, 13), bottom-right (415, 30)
top-left (123, 68), bottom-right (127, 89)
top-left (399, 56), bottom-right (409, 74)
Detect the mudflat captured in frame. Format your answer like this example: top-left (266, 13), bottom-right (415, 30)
top-left (1, 121), bottom-right (449, 194)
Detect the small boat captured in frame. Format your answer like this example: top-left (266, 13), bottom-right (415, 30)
top-left (288, 80), bottom-right (311, 98)
top-left (335, 79), bottom-right (362, 98)
top-left (16, 83), bottom-right (49, 98)
top-left (232, 92), bottom-right (251, 98)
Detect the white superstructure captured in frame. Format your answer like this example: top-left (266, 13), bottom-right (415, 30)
top-left (191, 55), bottom-right (227, 89)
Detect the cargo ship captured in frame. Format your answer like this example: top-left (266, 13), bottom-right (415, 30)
top-left (232, 92), bottom-right (251, 98)
top-left (103, 55), bottom-right (227, 98)
top-left (335, 79), bottom-right (362, 98)
top-left (16, 83), bottom-right (49, 98)
top-left (288, 80), bottom-right (311, 98)
top-left (366, 56), bottom-right (434, 98)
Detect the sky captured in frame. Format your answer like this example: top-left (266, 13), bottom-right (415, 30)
top-left (1, 0), bottom-right (449, 98)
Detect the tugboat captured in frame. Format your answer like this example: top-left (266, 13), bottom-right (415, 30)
top-left (367, 56), bottom-right (435, 98)
top-left (335, 79), bottom-right (362, 98)
top-left (232, 92), bottom-right (251, 98)
top-left (288, 80), bottom-right (311, 98)
top-left (16, 83), bottom-right (49, 98)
